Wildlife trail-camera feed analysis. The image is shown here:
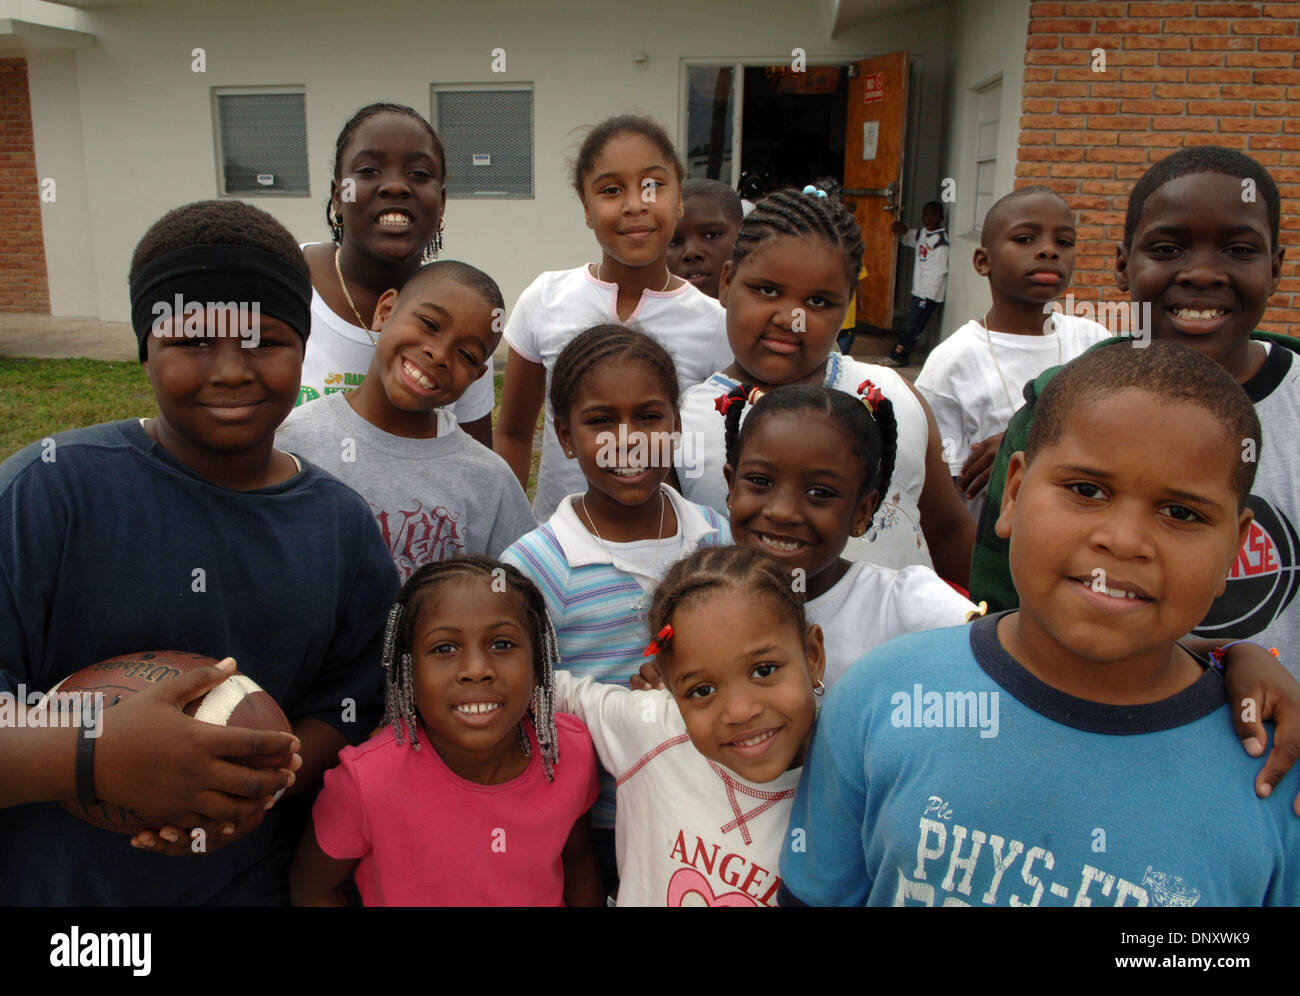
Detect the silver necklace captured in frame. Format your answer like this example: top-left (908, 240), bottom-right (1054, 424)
top-left (982, 310), bottom-right (1061, 411)
top-left (579, 490), bottom-right (668, 613)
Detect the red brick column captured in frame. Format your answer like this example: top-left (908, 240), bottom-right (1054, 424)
top-left (0, 57), bottom-right (51, 314)
top-left (1019, 2), bottom-right (1299, 337)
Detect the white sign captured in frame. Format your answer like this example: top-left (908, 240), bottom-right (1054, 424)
top-left (862, 121), bottom-right (879, 161)
top-left (472, 153), bottom-right (491, 167)
top-left (256, 174), bottom-right (274, 186)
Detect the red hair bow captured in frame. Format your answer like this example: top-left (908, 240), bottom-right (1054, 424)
top-left (714, 392), bottom-right (739, 416)
top-left (858, 380), bottom-right (885, 413)
top-left (644, 624), bottom-right (675, 658)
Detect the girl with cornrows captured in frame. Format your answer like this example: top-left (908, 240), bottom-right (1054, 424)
top-left (299, 103), bottom-right (495, 445)
top-left (677, 187), bottom-right (976, 584)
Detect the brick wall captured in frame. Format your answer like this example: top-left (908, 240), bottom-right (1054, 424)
top-left (1018, 2), bottom-right (1300, 337)
top-left (0, 58), bottom-right (50, 314)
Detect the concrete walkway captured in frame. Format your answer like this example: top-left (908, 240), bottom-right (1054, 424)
top-left (0, 314), bottom-right (138, 362)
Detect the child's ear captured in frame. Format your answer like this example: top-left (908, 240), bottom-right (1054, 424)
top-left (1114, 241), bottom-right (1131, 293)
top-left (1270, 245), bottom-right (1285, 296)
top-left (850, 488), bottom-right (879, 537)
top-left (803, 623), bottom-right (826, 690)
top-left (722, 462), bottom-right (736, 500)
top-left (994, 451), bottom-right (1028, 541)
top-left (329, 178), bottom-right (342, 218)
top-left (717, 259), bottom-right (735, 307)
top-left (372, 288), bottom-right (400, 331)
top-left (972, 246), bottom-right (991, 277)
top-left (554, 417), bottom-right (576, 459)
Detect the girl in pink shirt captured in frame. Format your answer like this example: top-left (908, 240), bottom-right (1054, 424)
top-left (290, 556), bottom-right (602, 906)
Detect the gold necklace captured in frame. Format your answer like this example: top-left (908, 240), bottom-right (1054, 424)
top-left (982, 311), bottom-right (1062, 410)
top-left (334, 247), bottom-right (378, 346)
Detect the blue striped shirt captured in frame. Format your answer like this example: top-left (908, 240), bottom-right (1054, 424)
top-left (502, 486), bottom-right (730, 827)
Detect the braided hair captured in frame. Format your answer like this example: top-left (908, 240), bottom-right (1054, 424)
top-left (718, 382), bottom-right (897, 506)
top-left (380, 556), bottom-right (561, 781)
top-left (647, 545), bottom-right (807, 662)
top-left (730, 187), bottom-right (865, 290)
top-left (549, 324), bottom-right (680, 423)
top-left (326, 102), bottom-right (446, 244)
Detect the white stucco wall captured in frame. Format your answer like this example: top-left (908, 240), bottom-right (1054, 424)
top-left (25, 0), bottom-right (955, 322)
top-left (934, 0), bottom-right (1032, 341)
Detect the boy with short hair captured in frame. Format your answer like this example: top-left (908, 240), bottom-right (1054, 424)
top-left (277, 260), bottom-right (535, 580)
top-left (666, 178), bottom-right (744, 300)
top-left (914, 186), bottom-right (1112, 517)
top-left (0, 200), bottom-right (398, 904)
top-left (884, 200), bottom-right (949, 367)
top-left (971, 148), bottom-right (1300, 684)
top-left (781, 342), bottom-right (1300, 906)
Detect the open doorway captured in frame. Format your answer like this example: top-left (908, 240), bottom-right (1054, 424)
top-left (739, 65), bottom-right (849, 192)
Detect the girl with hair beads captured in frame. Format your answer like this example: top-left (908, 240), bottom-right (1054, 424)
top-left (677, 188), bottom-right (975, 584)
top-left (549, 545), bottom-right (823, 907)
top-left (494, 113), bottom-right (732, 520)
top-left (289, 557), bottom-right (602, 907)
top-left (718, 382), bottom-right (980, 687)
top-left (299, 103), bottom-right (495, 445)
top-left (500, 325), bottom-right (730, 890)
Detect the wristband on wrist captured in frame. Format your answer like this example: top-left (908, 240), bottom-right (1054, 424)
top-left (1206, 640), bottom-right (1280, 675)
top-left (75, 697), bottom-right (99, 809)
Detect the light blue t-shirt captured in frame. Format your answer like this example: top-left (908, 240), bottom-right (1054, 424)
top-left (780, 614), bottom-right (1300, 907)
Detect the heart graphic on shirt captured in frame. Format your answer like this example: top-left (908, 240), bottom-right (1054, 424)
top-left (666, 867), bottom-right (758, 907)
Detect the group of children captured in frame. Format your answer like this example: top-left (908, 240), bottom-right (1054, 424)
top-left (1, 101), bottom-right (1298, 907)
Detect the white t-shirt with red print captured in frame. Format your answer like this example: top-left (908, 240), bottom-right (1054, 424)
top-left (552, 670), bottom-right (798, 907)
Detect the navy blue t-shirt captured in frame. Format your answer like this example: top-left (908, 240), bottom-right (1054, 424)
top-left (0, 420), bottom-right (399, 905)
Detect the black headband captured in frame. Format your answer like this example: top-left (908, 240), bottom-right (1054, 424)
top-left (129, 244), bottom-right (312, 361)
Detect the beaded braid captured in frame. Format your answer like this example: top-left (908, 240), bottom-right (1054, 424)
top-left (730, 187), bottom-right (865, 288)
top-left (380, 556), bottom-right (562, 781)
top-left (646, 545), bottom-right (807, 658)
top-left (717, 382), bottom-right (897, 508)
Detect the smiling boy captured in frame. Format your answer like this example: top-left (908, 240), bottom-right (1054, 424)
top-left (0, 200), bottom-right (398, 904)
top-left (971, 149), bottom-right (1300, 688)
top-left (277, 260), bottom-right (534, 580)
top-left (781, 343), bottom-right (1300, 907)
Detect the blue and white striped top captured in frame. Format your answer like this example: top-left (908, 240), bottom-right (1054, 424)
top-left (502, 485), bottom-right (730, 827)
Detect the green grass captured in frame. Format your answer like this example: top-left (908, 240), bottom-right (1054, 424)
top-left (0, 360), bottom-right (543, 500)
top-left (0, 358), bottom-right (154, 460)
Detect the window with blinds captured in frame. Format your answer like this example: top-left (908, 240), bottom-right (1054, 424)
top-left (433, 85), bottom-right (533, 198)
top-left (213, 89), bottom-right (309, 196)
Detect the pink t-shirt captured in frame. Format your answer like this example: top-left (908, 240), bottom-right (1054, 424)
top-left (312, 714), bottom-right (599, 906)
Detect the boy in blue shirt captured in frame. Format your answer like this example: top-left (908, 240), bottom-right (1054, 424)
top-left (781, 341), bottom-right (1300, 906)
top-left (0, 200), bottom-right (398, 904)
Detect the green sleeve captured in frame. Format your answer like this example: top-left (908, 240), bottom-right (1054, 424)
top-left (968, 335), bottom-right (1138, 609)
top-left (969, 401), bottom-right (1033, 611)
